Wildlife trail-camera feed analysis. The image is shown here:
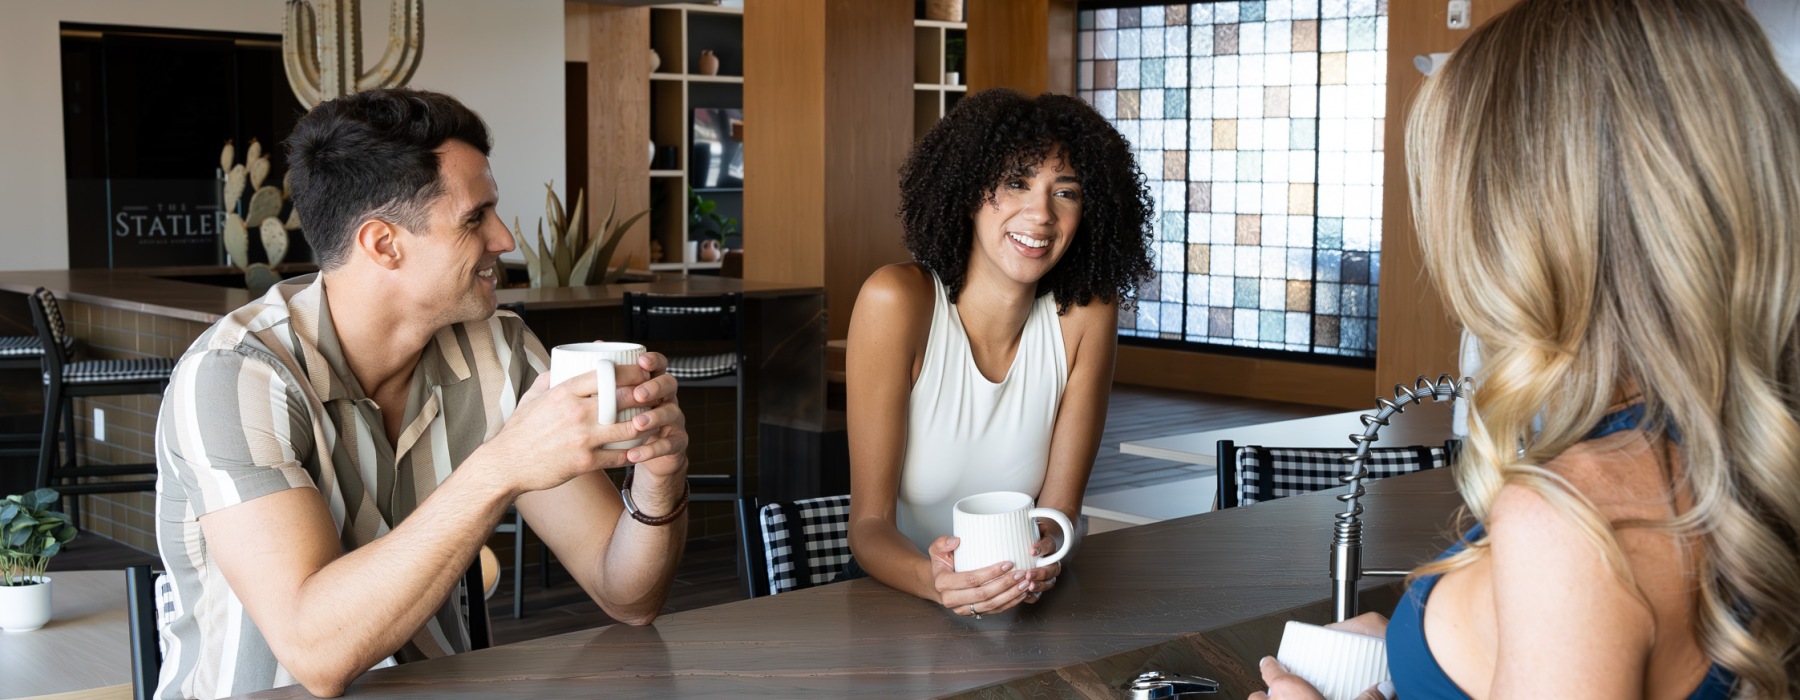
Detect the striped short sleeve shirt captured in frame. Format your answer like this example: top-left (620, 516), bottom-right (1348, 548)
top-left (153, 274), bottom-right (546, 699)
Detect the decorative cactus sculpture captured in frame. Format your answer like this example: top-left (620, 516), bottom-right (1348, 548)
top-left (219, 139), bottom-right (302, 297)
top-left (509, 182), bottom-right (648, 288)
top-left (282, 0), bottom-right (424, 109)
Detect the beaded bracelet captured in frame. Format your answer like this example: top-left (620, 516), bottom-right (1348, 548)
top-left (620, 468), bottom-right (689, 526)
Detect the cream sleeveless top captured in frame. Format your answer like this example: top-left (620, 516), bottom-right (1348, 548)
top-left (894, 273), bottom-right (1069, 553)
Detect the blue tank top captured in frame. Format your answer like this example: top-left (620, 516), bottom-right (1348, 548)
top-left (1386, 405), bottom-right (1736, 698)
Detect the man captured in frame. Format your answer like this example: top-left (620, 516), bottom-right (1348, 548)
top-left (153, 89), bottom-right (690, 699)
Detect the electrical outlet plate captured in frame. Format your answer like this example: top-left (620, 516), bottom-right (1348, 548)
top-left (94, 407), bottom-right (106, 442)
top-left (1447, 0), bottom-right (1471, 29)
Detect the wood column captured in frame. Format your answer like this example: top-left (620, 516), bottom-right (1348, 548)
top-left (1373, 0), bottom-right (1519, 386)
top-left (580, 4), bottom-right (652, 270)
top-left (967, 0), bottom-right (1077, 95)
top-left (745, 0), bottom-right (912, 341)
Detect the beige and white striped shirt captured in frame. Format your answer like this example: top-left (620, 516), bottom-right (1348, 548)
top-left (153, 273), bottom-right (546, 699)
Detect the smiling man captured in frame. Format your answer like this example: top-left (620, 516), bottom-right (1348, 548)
top-left (151, 89), bottom-right (692, 699)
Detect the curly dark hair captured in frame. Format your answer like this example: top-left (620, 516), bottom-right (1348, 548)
top-left (897, 88), bottom-right (1154, 313)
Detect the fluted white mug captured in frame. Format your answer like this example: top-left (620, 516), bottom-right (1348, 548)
top-left (952, 491), bottom-right (1074, 573)
top-left (549, 342), bottom-right (648, 450)
top-left (1275, 620), bottom-right (1391, 700)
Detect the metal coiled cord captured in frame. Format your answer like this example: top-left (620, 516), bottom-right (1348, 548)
top-left (1330, 373), bottom-right (1471, 621)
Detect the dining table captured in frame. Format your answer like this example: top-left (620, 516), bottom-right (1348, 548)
top-left (0, 569), bottom-right (132, 699)
top-left (236, 466), bottom-right (1468, 698)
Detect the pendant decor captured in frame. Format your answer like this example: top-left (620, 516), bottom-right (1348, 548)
top-left (282, 0), bottom-right (425, 109)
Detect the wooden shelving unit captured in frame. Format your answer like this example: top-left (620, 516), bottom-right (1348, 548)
top-left (912, 18), bottom-right (967, 140)
top-left (649, 3), bottom-right (744, 273)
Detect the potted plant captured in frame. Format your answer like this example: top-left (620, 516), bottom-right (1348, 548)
top-left (944, 35), bottom-right (965, 86)
top-left (0, 488), bottom-right (78, 632)
top-left (688, 186), bottom-right (739, 263)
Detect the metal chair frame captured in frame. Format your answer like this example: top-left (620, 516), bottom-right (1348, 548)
top-left (621, 291), bottom-right (755, 599)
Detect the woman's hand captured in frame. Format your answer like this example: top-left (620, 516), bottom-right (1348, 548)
top-left (1019, 534), bottom-right (1061, 604)
top-left (1249, 656), bottom-right (1330, 700)
top-left (1248, 615), bottom-right (1391, 700)
top-left (926, 536), bottom-right (1035, 617)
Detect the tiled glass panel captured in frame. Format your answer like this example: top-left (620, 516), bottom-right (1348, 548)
top-left (1080, 1), bottom-right (1384, 358)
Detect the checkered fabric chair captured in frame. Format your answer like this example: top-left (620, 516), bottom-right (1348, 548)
top-left (623, 292), bottom-right (756, 598)
top-left (1216, 442), bottom-right (1453, 509)
top-left (30, 288), bottom-right (176, 508)
top-left (759, 495), bottom-right (853, 596)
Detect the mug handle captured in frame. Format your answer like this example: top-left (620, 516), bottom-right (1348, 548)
top-left (593, 360), bottom-right (618, 424)
top-left (1028, 507), bottom-right (1075, 567)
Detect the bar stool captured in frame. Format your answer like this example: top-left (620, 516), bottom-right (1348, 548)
top-left (0, 333), bottom-right (72, 458)
top-left (29, 288), bottom-right (177, 508)
top-left (621, 292), bottom-right (753, 597)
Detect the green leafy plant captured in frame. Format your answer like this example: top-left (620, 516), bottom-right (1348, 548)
top-left (945, 35), bottom-right (966, 75)
top-left (688, 186), bottom-right (738, 245)
top-left (1, 488), bottom-right (77, 586)
top-left (510, 182), bottom-right (648, 287)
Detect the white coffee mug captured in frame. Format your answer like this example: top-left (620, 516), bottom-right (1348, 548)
top-left (549, 342), bottom-right (648, 450)
top-left (951, 491), bottom-right (1074, 573)
top-left (1275, 620), bottom-right (1391, 700)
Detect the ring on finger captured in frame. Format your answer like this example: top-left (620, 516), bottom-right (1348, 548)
top-left (967, 604), bottom-right (981, 620)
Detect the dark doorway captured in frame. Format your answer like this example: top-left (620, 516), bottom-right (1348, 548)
top-left (61, 23), bottom-right (310, 269)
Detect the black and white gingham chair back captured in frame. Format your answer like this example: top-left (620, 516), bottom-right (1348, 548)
top-left (1235, 445), bottom-right (1446, 507)
top-left (30, 288), bottom-right (70, 362)
top-left (759, 495), bottom-right (852, 595)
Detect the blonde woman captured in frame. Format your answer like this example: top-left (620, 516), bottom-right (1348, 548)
top-left (1251, 0), bottom-right (1800, 697)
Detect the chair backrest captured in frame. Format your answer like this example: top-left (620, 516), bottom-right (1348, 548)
top-left (127, 565), bottom-right (172, 700)
top-left (759, 495), bottom-right (852, 595)
top-left (28, 288), bottom-right (71, 375)
top-left (1222, 444), bottom-right (1450, 508)
top-left (621, 292), bottom-right (743, 344)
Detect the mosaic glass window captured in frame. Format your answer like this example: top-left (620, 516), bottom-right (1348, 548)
top-left (1078, 0), bottom-right (1387, 358)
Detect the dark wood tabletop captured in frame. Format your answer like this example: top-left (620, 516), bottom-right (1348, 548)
top-left (238, 467), bottom-right (1468, 699)
top-left (0, 268), bottom-right (823, 324)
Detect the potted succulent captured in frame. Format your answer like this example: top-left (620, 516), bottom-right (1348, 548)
top-left (0, 488), bottom-right (77, 632)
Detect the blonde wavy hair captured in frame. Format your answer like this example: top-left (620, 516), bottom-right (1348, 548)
top-left (1406, 0), bottom-right (1800, 695)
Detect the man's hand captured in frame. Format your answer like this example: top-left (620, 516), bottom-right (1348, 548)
top-left (476, 351), bottom-right (686, 497)
top-left (613, 352), bottom-right (689, 514)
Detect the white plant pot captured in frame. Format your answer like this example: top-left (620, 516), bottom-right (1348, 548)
top-left (0, 576), bottom-right (53, 632)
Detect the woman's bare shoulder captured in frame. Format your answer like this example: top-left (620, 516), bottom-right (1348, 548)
top-left (850, 263), bottom-right (937, 355)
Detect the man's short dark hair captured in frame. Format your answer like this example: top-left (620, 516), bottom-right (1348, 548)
top-left (284, 89), bottom-right (492, 270)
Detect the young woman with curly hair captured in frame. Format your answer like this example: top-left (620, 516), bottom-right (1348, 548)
top-left (844, 89), bottom-right (1154, 617)
top-left (1253, 0), bottom-right (1800, 697)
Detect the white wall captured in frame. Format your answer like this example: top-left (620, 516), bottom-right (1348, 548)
top-left (1751, 0), bottom-right (1800, 87)
top-left (0, 0), bottom-right (564, 271)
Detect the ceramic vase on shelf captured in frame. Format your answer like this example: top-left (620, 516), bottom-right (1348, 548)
top-left (649, 48), bottom-right (661, 73)
top-left (0, 577), bottom-right (53, 632)
top-left (700, 240), bottom-right (722, 262)
top-left (698, 50), bottom-right (720, 76)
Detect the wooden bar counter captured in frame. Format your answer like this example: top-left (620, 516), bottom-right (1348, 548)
top-left (237, 467), bottom-right (1465, 699)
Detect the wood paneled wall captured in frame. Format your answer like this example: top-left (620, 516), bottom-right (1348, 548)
top-left (745, 0), bottom-right (911, 341)
top-left (1373, 0), bottom-right (1519, 388)
top-left (575, 3), bottom-right (652, 270)
top-left (968, 0), bottom-right (1078, 96)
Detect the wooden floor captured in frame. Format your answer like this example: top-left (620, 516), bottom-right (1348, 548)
top-left (48, 383), bottom-right (1329, 647)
